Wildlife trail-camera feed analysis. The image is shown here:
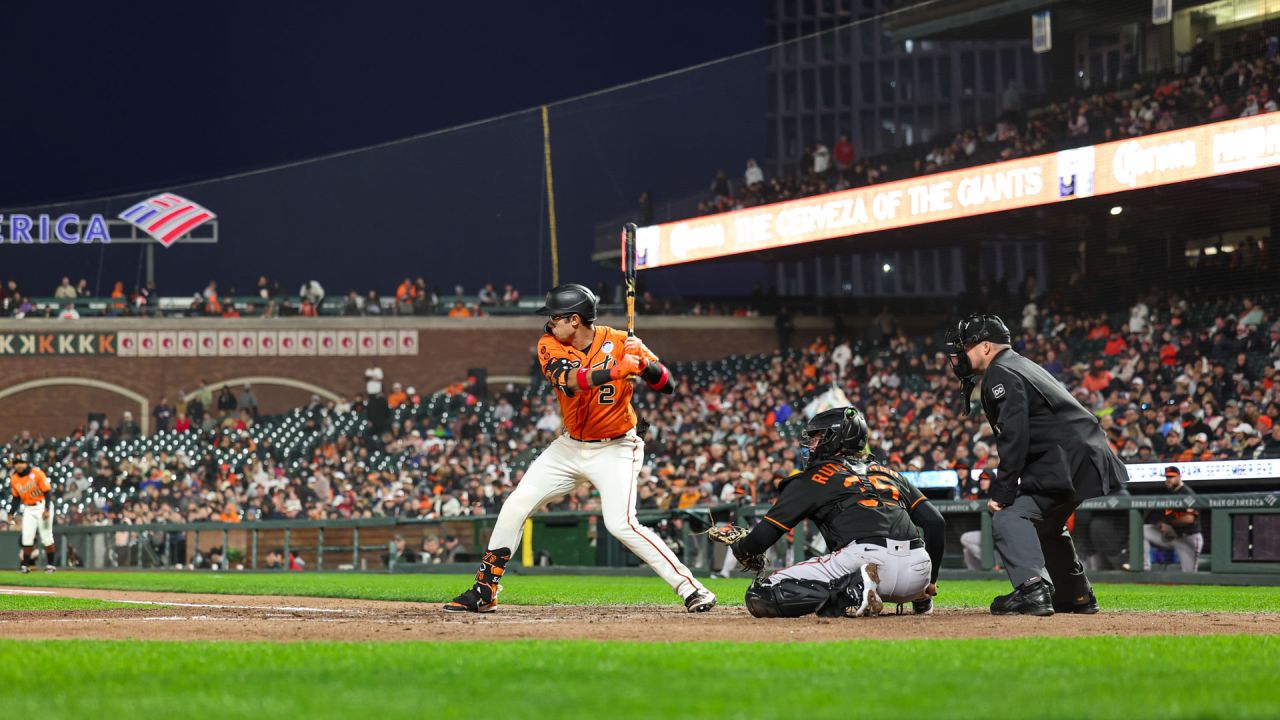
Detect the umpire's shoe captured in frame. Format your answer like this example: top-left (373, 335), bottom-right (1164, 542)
top-left (1054, 589), bottom-right (1100, 614)
top-left (990, 579), bottom-right (1054, 616)
top-left (684, 589), bottom-right (717, 613)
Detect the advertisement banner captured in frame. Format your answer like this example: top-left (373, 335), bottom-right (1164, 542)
top-left (0, 332), bottom-right (118, 356)
top-left (637, 114), bottom-right (1280, 269)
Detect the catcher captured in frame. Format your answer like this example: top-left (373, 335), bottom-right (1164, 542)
top-left (708, 407), bottom-right (945, 618)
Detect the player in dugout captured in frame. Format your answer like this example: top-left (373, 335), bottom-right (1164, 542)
top-left (708, 407), bottom-right (945, 618)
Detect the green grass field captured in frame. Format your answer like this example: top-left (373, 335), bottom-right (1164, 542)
top-left (6, 570), bottom-right (1280, 612)
top-left (0, 595), bottom-right (143, 611)
top-left (0, 636), bottom-right (1275, 719)
top-left (2, 572), bottom-right (1278, 719)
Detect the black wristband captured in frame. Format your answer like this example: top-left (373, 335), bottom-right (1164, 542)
top-left (590, 368), bottom-right (613, 387)
top-left (640, 361), bottom-right (664, 384)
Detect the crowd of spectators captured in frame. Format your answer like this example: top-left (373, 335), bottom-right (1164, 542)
top-left (1, 273), bottom-right (774, 320)
top-left (0, 275), bottom-right (531, 319)
top-left (4, 284), bottom-right (1277, 551)
top-left (691, 29), bottom-right (1280, 219)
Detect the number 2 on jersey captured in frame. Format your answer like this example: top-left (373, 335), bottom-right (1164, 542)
top-left (591, 358), bottom-right (616, 405)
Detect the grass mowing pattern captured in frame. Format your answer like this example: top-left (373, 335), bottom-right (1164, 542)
top-left (0, 596), bottom-right (143, 611)
top-left (0, 635), bottom-right (1275, 719)
top-left (6, 571), bottom-right (1280, 612)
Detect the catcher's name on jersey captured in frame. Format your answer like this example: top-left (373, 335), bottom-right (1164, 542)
top-left (539, 324), bottom-right (656, 441)
top-left (765, 462), bottom-right (926, 548)
top-left (10, 468), bottom-right (51, 505)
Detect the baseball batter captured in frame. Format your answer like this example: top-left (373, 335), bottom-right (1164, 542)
top-left (717, 408), bottom-right (945, 618)
top-left (444, 284), bottom-right (715, 613)
top-left (10, 455), bottom-right (57, 573)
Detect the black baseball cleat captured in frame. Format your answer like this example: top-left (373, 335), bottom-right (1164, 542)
top-left (990, 580), bottom-right (1055, 616)
top-left (894, 598), bottom-right (933, 615)
top-left (442, 582), bottom-right (500, 613)
top-left (685, 589), bottom-right (717, 613)
top-left (1054, 589), bottom-right (1100, 614)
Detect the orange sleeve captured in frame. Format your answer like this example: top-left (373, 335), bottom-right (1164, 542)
top-left (537, 335), bottom-right (574, 379)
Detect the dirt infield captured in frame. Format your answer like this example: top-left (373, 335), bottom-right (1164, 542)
top-left (1, 586), bottom-right (1277, 642)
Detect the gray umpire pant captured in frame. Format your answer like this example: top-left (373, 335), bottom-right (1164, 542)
top-left (991, 492), bottom-right (1092, 601)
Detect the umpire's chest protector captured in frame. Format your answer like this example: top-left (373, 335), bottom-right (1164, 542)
top-left (979, 350), bottom-right (1093, 499)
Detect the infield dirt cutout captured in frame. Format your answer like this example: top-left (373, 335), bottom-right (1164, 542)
top-left (2, 585), bottom-right (1277, 642)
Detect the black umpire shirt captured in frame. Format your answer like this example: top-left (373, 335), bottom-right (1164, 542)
top-left (980, 348), bottom-right (1127, 506)
top-left (737, 460), bottom-right (944, 583)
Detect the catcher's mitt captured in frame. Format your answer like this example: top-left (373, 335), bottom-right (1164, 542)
top-left (704, 525), bottom-right (767, 574)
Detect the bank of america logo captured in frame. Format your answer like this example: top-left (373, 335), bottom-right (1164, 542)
top-left (119, 193), bottom-right (216, 247)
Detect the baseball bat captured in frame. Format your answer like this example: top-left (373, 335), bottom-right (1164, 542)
top-left (622, 222), bottom-right (637, 338)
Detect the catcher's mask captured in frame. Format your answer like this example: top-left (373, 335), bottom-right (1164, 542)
top-left (944, 314), bottom-right (1011, 416)
top-left (800, 407), bottom-right (869, 466)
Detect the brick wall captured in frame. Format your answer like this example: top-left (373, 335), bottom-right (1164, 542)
top-left (0, 315), bottom-right (831, 439)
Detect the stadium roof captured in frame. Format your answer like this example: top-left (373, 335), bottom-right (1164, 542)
top-left (885, 0), bottom-right (1223, 41)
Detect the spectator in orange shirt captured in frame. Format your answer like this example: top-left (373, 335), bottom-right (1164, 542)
top-left (1086, 316), bottom-right (1110, 340)
top-left (1081, 360), bottom-right (1113, 393)
top-left (1102, 333), bottom-right (1128, 356)
top-left (675, 480), bottom-right (702, 509)
top-left (300, 298), bottom-right (318, 317)
top-left (1176, 433), bottom-right (1214, 462)
top-left (218, 502), bottom-right (241, 523)
top-left (447, 302), bottom-right (472, 318)
top-left (395, 277), bottom-right (417, 313)
top-left (386, 382), bottom-right (408, 408)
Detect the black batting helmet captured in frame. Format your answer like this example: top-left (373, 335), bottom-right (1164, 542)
top-left (536, 284), bottom-right (598, 323)
top-left (802, 407), bottom-right (870, 465)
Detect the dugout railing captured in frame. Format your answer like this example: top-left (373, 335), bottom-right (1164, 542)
top-left (3, 493), bottom-right (1277, 575)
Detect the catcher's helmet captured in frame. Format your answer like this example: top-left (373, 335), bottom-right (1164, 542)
top-left (802, 407), bottom-right (870, 465)
top-left (536, 283), bottom-right (598, 323)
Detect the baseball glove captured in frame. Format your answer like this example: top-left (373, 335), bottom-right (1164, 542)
top-left (705, 525), bottom-right (767, 574)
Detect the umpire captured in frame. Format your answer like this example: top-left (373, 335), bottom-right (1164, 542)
top-left (945, 314), bottom-right (1127, 616)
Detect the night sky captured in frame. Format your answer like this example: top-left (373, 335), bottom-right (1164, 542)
top-left (2, 2), bottom-right (770, 298)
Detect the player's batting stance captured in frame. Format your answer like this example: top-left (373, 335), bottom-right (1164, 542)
top-left (708, 408), bottom-right (944, 618)
top-left (445, 283), bottom-right (716, 613)
top-left (9, 454), bottom-right (57, 573)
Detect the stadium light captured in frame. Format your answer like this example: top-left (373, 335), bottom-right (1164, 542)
top-left (1110, 206), bottom-right (1123, 215)
top-left (882, 263), bottom-right (893, 273)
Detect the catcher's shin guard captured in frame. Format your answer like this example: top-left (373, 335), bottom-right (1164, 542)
top-left (744, 579), bottom-right (833, 618)
top-left (443, 547), bottom-right (511, 613)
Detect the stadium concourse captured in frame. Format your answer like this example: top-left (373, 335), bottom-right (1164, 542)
top-left (687, 29), bottom-right (1280, 220)
top-left (4, 285), bottom-right (1277, 562)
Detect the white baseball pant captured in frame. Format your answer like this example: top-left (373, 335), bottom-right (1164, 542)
top-left (763, 538), bottom-right (931, 603)
top-left (21, 500), bottom-right (54, 548)
top-left (488, 432), bottom-right (707, 600)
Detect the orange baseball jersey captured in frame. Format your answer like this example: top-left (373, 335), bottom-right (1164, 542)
top-left (10, 468), bottom-right (51, 505)
top-left (538, 325), bottom-right (658, 441)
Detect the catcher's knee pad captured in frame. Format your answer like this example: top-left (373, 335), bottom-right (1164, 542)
top-left (744, 580), bottom-right (832, 618)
